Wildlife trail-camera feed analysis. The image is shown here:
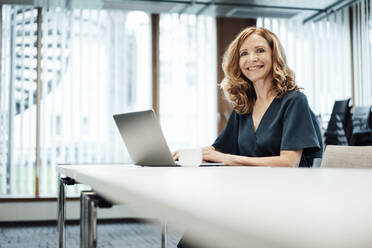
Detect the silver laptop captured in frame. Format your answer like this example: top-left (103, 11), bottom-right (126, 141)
top-left (113, 110), bottom-right (177, 166)
top-left (113, 109), bottom-right (222, 167)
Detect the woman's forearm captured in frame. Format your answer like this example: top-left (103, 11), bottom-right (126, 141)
top-left (229, 152), bottom-right (301, 167)
top-left (203, 149), bottom-right (302, 167)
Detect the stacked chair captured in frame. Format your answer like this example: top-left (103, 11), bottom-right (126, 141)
top-left (350, 106), bottom-right (372, 145)
top-left (324, 99), bottom-right (352, 146)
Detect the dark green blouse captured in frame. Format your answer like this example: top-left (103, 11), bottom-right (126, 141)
top-left (212, 91), bottom-right (323, 167)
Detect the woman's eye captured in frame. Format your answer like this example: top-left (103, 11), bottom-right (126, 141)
top-left (257, 48), bottom-right (265, 53)
top-left (240, 51), bottom-right (248, 56)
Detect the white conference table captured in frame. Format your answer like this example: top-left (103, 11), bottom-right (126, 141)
top-left (57, 165), bottom-right (372, 248)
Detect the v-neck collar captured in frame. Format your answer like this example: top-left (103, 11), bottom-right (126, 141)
top-left (250, 97), bottom-right (277, 135)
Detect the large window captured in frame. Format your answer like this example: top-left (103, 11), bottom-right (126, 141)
top-left (159, 14), bottom-right (217, 151)
top-left (351, 0), bottom-right (372, 106)
top-left (1, 6), bottom-right (38, 195)
top-left (0, 6), bottom-right (151, 196)
top-left (1, 6), bottom-right (219, 197)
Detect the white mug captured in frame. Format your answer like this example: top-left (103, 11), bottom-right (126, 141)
top-left (178, 148), bottom-right (202, 167)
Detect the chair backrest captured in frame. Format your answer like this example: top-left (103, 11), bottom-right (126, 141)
top-left (324, 99), bottom-right (352, 145)
top-left (320, 145), bottom-right (372, 168)
top-left (350, 106), bottom-right (372, 145)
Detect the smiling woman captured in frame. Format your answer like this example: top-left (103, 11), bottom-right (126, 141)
top-left (200, 27), bottom-right (323, 168)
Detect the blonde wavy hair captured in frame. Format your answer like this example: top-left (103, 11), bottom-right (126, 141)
top-left (220, 26), bottom-right (299, 114)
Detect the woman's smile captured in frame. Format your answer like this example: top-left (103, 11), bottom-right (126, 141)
top-left (246, 65), bottom-right (264, 71)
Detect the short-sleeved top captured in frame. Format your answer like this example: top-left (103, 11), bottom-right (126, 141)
top-left (212, 91), bottom-right (323, 167)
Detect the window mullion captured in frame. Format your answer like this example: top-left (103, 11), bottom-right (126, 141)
top-left (35, 7), bottom-right (42, 197)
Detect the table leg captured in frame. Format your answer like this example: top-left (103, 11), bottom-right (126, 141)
top-left (57, 176), bottom-right (75, 248)
top-left (80, 189), bottom-right (165, 248)
top-left (80, 191), bottom-right (98, 248)
top-left (88, 196), bottom-right (98, 248)
top-left (58, 177), bottom-right (67, 248)
top-left (80, 191), bottom-right (87, 248)
top-left (162, 221), bottom-right (167, 248)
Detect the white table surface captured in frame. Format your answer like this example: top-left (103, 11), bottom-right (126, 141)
top-left (57, 165), bottom-right (372, 248)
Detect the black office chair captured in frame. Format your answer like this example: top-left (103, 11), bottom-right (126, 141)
top-left (324, 99), bottom-right (352, 146)
top-left (350, 105), bottom-right (372, 145)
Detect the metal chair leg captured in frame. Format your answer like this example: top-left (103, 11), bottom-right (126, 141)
top-left (57, 176), bottom-right (75, 248)
top-left (80, 191), bottom-right (98, 248)
top-left (162, 221), bottom-right (167, 248)
top-left (80, 191), bottom-right (112, 248)
top-left (58, 177), bottom-right (66, 248)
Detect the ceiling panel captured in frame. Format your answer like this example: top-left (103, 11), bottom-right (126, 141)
top-left (211, 0), bottom-right (339, 10)
top-left (99, 0), bottom-right (354, 21)
top-left (6, 0), bottom-right (353, 23)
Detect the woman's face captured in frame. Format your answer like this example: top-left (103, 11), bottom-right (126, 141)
top-left (238, 34), bottom-right (273, 84)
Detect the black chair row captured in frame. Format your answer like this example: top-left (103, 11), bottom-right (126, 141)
top-left (324, 99), bottom-right (352, 146)
top-left (350, 105), bottom-right (372, 145)
top-left (324, 99), bottom-right (372, 146)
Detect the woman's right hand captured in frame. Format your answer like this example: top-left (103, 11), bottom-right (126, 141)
top-left (201, 146), bottom-right (216, 162)
top-left (172, 151), bottom-right (179, 161)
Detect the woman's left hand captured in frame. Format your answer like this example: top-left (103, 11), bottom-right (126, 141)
top-left (202, 149), bottom-right (235, 165)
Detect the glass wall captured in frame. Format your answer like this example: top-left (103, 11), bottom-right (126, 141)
top-left (159, 14), bottom-right (217, 151)
top-left (1, 6), bottom-right (38, 195)
top-left (1, 6), bottom-right (218, 197)
top-left (0, 6), bottom-right (151, 196)
top-left (351, 0), bottom-right (372, 106)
